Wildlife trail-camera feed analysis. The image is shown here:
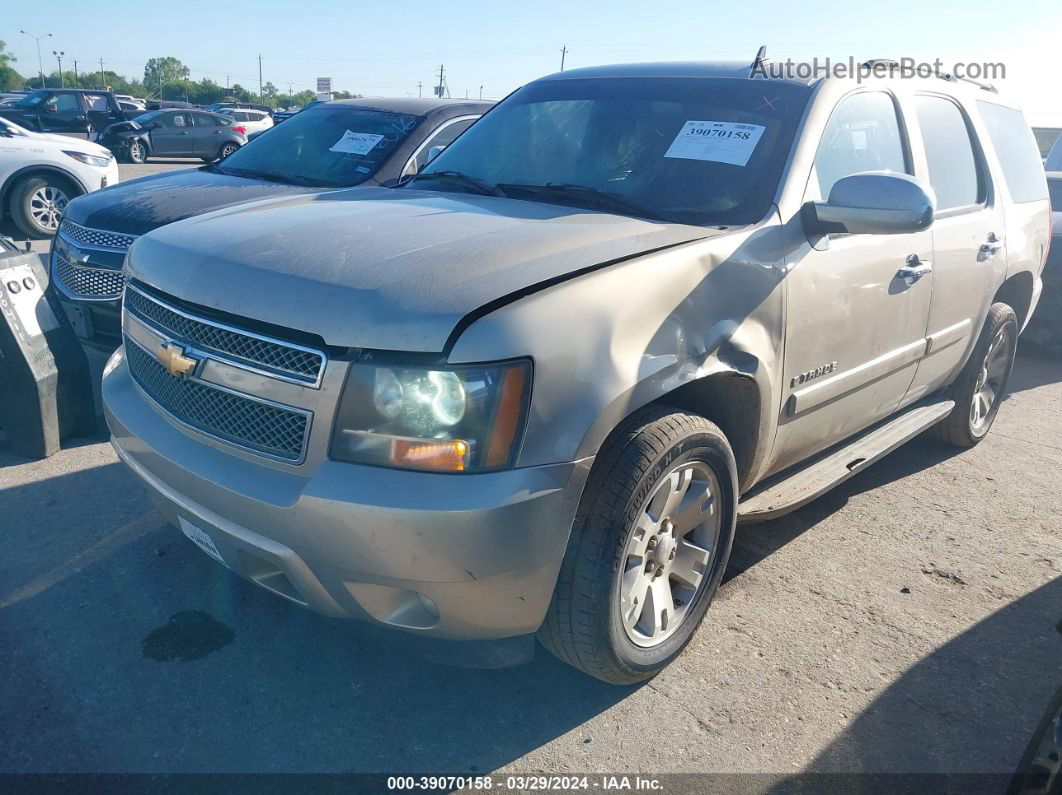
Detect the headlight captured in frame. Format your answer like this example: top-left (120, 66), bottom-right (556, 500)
top-left (63, 150), bottom-right (112, 168)
top-left (330, 355), bottom-right (532, 473)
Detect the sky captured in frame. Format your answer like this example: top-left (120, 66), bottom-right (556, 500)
top-left (7, 0), bottom-right (1062, 124)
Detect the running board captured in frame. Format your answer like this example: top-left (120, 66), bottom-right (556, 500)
top-left (738, 399), bottom-right (955, 524)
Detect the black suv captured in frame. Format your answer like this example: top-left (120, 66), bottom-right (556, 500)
top-left (0, 89), bottom-right (136, 138)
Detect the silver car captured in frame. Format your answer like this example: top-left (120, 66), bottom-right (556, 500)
top-left (102, 59), bottom-right (1051, 684)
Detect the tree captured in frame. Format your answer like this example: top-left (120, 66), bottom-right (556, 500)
top-left (0, 40), bottom-right (21, 91)
top-left (261, 81), bottom-right (278, 99)
top-left (143, 57), bottom-right (190, 94)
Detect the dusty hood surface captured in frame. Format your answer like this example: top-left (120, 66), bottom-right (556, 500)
top-left (128, 187), bottom-right (713, 352)
top-left (63, 168), bottom-right (320, 237)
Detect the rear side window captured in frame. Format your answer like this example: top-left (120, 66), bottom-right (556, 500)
top-left (977, 101), bottom-right (1048, 203)
top-left (915, 95), bottom-right (984, 210)
top-left (814, 92), bottom-right (908, 200)
top-left (214, 116), bottom-right (232, 127)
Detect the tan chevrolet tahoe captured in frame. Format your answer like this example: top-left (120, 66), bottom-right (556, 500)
top-left (102, 58), bottom-right (1052, 684)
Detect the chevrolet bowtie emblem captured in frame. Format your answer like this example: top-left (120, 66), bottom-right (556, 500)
top-left (156, 342), bottom-right (199, 378)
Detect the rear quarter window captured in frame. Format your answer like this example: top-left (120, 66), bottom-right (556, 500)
top-left (977, 101), bottom-right (1049, 203)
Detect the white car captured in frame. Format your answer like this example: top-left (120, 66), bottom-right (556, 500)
top-left (218, 108), bottom-right (274, 136)
top-left (0, 115), bottom-right (119, 238)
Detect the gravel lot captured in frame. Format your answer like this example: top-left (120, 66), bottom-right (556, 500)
top-left (0, 159), bottom-right (1060, 780)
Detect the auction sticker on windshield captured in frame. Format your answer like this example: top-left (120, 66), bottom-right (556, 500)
top-left (329, 130), bottom-right (384, 155)
top-left (178, 517), bottom-right (227, 566)
top-left (664, 121), bottom-right (765, 166)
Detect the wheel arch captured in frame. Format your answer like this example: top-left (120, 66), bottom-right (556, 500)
top-left (647, 370), bottom-right (764, 491)
top-left (0, 165), bottom-right (88, 216)
top-left (993, 271), bottom-right (1035, 331)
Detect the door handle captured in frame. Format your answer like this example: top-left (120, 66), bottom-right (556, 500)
top-left (897, 254), bottom-right (933, 286)
top-left (980, 232), bottom-right (1004, 255)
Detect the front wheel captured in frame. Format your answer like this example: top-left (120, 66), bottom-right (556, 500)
top-left (128, 139), bottom-right (148, 164)
top-left (931, 302), bottom-right (1018, 447)
top-left (9, 176), bottom-right (76, 238)
top-left (539, 408), bottom-right (738, 684)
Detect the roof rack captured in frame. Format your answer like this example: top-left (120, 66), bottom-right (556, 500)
top-left (860, 58), bottom-right (998, 94)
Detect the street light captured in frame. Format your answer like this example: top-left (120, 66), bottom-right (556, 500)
top-left (52, 51), bottom-right (65, 88)
top-left (19, 30), bottom-right (52, 89)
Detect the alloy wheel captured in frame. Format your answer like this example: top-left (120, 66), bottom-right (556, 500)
top-left (970, 326), bottom-right (1014, 431)
top-left (619, 461), bottom-right (722, 648)
top-left (28, 185), bottom-right (69, 233)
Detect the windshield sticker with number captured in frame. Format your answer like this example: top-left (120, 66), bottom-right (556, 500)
top-left (664, 121), bottom-right (766, 166)
top-left (329, 130), bottom-right (385, 155)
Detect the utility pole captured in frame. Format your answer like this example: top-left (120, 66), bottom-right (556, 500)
top-left (417, 81), bottom-right (422, 98)
top-left (19, 30), bottom-right (52, 89)
top-left (479, 85), bottom-right (483, 100)
top-left (436, 64), bottom-right (447, 99)
top-left (53, 51), bottom-right (65, 88)
top-left (99, 58), bottom-right (105, 89)
top-left (560, 45), bottom-right (567, 71)
top-left (73, 60), bottom-right (79, 85)
top-left (258, 54), bottom-right (263, 100)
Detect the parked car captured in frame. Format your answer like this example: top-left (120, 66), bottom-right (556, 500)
top-left (218, 107), bottom-right (274, 135)
top-left (96, 109), bottom-right (248, 164)
top-left (0, 88), bottom-right (138, 139)
top-left (1045, 133), bottom-right (1062, 171)
top-left (205, 101), bottom-right (274, 115)
top-left (114, 95), bottom-right (146, 111)
top-left (99, 59), bottom-right (1051, 683)
top-left (1023, 172), bottom-right (1062, 351)
top-left (53, 98), bottom-right (490, 348)
top-left (1033, 126), bottom-right (1062, 162)
top-left (0, 116), bottom-right (118, 237)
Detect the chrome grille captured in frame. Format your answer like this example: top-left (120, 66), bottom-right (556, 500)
top-left (125, 338), bottom-right (310, 462)
top-left (59, 220), bottom-right (137, 250)
top-left (54, 252), bottom-right (125, 299)
top-left (124, 285), bottom-right (325, 385)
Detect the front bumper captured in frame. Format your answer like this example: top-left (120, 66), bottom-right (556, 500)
top-left (103, 349), bottom-right (591, 640)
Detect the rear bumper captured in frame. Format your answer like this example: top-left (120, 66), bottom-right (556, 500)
top-left (103, 350), bottom-right (592, 640)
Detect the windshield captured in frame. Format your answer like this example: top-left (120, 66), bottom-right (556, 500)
top-left (215, 106), bottom-right (423, 188)
top-left (413, 77), bottom-right (809, 225)
top-left (132, 110), bottom-right (165, 125)
top-left (11, 90), bottom-right (48, 108)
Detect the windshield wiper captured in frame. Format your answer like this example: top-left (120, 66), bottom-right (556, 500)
top-left (401, 170), bottom-right (506, 197)
top-left (211, 166), bottom-right (326, 187)
top-left (497, 182), bottom-right (674, 222)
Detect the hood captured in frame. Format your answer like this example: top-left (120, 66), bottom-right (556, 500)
top-left (63, 168), bottom-right (320, 236)
top-left (129, 188), bottom-right (716, 352)
top-left (34, 130), bottom-right (112, 153)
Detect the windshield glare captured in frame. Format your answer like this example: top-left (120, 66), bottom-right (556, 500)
top-left (132, 111), bottom-right (164, 125)
top-left (13, 91), bottom-right (48, 108)
top-left (217, 107), bottom-right (422, 188)
top-left (418, 77), bottom-right (809, 225)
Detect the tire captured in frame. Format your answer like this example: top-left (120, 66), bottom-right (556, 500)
top-left (8, 175), bottom-right (77, 239)
top-left (218, 142), bottom-right (239, 160)
top-left (931, 302), bottom-right (1018, 448)
top-left (128, 139), bottom-right (148, 164)
top-left (539, 407), bottom-right (738, 684)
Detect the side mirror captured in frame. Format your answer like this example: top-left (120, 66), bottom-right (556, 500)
top-left (425, 144), bottom-right (446, 164)
top-left (809, 172), bottom-right (935, 235)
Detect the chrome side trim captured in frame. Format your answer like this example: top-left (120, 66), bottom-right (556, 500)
top-left (123, 282), bottom-right (328, 388)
